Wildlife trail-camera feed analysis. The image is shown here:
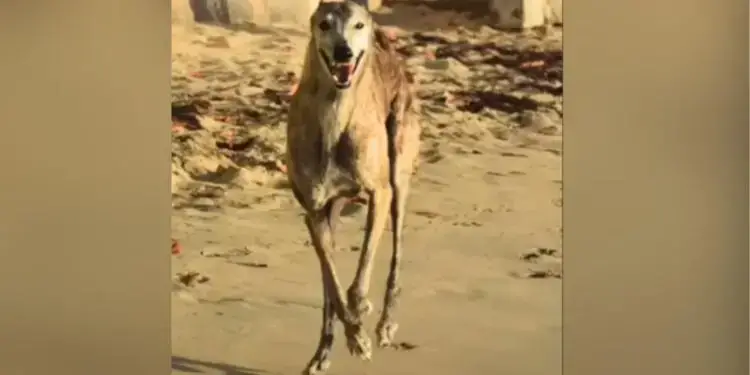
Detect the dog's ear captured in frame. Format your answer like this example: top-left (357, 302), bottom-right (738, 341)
top-left (373, 27), bottom-right (395, 51)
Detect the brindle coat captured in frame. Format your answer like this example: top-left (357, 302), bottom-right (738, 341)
top-left (285, 1), bottom-right (421, 373)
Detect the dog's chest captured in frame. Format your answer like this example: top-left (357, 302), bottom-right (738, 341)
top-left (320, 129), bottom-right (368, 184)
top-left (312, 127), bottom-right (385, 199)
top-left (330, 129), bottom-right (359, 171)
top-left (292, 97), bottom-right (387, 207)
top-left (314, 102), bottom-right (384, 172)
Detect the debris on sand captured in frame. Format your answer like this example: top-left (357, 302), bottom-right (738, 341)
top-left (175, 271), bottom-right (211, 287)
top-left (231, 261), bottom-right (269, 268)
top-left (514, 247), bottom-right (563, 279)
top-left (385, 341), bottom-right (420, 351)
top-left (200, 246), bottom-right (253, 258)
top-left (172, 239), bottom-right (182, 255)
top-left (523, 268), bottom-right (563, 279)
top-left (520, 247), bottom-right (560, 262)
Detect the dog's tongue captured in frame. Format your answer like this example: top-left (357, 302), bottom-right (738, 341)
top-left (335, 64), bottom-right (354, 83)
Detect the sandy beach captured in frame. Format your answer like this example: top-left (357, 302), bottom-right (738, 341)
top-left (171, 1), bottom-right (562, 373)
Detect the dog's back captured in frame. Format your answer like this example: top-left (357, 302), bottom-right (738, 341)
top-left (370, 27), bottom-right (421, 169)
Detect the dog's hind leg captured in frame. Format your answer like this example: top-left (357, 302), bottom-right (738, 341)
top-left (377, 100), bottom-right (419, 348)
top-left (346, 186), bottom-right (392, 322)
top-left (376, 173), bottom-right (410, 347)
top-left (305, 199), bottom-right (372, 362)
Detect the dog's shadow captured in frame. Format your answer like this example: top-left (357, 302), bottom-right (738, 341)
top-left (172, 356), bottom-right (267, 375)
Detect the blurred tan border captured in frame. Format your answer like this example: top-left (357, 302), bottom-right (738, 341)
top-left (0, 0), bottom-right (747, 373)
top-left (0, 0), bottom-right (170, 374)
top-left (565, 0), bottom-right (748, 373)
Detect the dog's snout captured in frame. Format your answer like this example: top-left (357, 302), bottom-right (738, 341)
top-left (332, 44), bottom-right (354, 62)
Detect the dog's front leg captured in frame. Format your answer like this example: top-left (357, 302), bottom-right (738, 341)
top-left (305, 202), bottom-right (372, 362)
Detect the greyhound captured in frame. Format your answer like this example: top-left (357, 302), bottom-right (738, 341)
top-left (285, 1), bottom-right (421, 373)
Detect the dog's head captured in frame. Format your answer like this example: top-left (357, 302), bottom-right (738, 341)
top-left (309, 1), bottom-right (373, 89)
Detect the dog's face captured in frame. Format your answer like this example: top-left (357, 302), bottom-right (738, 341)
top-left (310, 1), bottom-right (373, 89)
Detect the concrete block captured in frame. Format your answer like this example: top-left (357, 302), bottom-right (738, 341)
top-left (489, 0), bottom-right (562, 29)
top-left (184, 0), bottom-right (320, 26)
top-left (175, 0), bottom-right (387, 29)
top-left (179, 0), bottom-right (385, 28)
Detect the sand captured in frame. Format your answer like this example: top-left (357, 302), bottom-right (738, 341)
top-left (171, 1), bottom-right (562, 374)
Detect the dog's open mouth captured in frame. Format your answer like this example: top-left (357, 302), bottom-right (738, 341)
top-left (320, 50), bottom-right (364, 89)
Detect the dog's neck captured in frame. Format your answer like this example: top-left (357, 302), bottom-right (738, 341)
top-left (298, 40), bottom-right (374, 157)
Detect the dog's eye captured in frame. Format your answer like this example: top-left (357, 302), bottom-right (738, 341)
top-left (318, 21), bottom-right (331, 31)
top-left (354, 22), bottom-right (365, 29)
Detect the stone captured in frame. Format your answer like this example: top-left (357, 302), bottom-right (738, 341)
top-left (517, 110), bottom-right (561, 136)
top-left (423, 58), bottom-right (471, 78)
top-left (518, 110), bottom-right (553, 129)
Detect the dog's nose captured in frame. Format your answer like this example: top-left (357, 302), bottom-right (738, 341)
top-left (332, 44), bottom-right (354, 62)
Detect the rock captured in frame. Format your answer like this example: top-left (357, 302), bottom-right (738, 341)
top-left (195, 116), bottom-right (225, 132)
top-left (423, 59), bottom-right (452, 71)
top-left (519, 110), bottom-right (548, 128)
top-left (191, 197), bottom-right (221, 210)
top-left (189, 183), bottom-right (227, 198)
top-left (529, 92), bottom-right (558, 105)
top-left (204, 35), bottom-right (231, 48)
top-left (423, 58), bottom-right (471, 79)
top-left (181, 154), bottom-right (243, 183)
top-left (182, 155), bottom-right (221, 178)
top-left (518, 110), bottom-right (560, 135)
top-left (171, 163), bottom-right (192, 194)
top-left (230, 168), bottom-right (268, 188)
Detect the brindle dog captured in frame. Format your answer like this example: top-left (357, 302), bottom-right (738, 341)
top-left (285, 1), bottom-right (421, 373)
